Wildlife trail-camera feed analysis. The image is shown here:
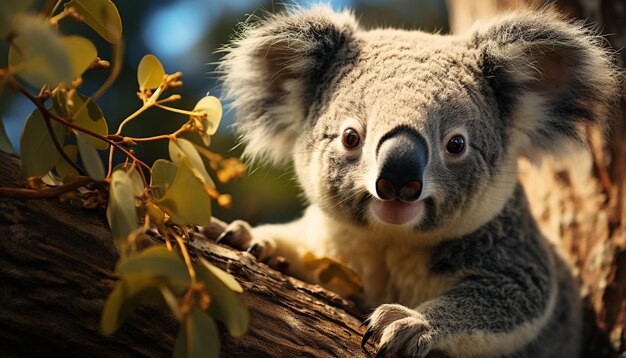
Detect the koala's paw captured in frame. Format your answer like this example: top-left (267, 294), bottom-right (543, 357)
top-left (362, 304), bottom-right (434, 358)
top-left (216, 220), bottom-right (277, 262)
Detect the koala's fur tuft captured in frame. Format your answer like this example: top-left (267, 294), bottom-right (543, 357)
top-left (219, 5), bottom-right (621, 358)
top-left (220, 5), bottom-right (359, 164)
top-left (473, 11), bottom-right (619, 161)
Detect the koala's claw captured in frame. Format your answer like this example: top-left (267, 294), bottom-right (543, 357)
top-left (247, 242), bottom-right (263, 258)
top-left (216, 220), bottom-right (253, 250)
top-left (364, 304), bottom-right (434, 358)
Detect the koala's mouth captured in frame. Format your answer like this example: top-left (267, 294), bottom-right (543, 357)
top-left (371, 199), bottom-right (423, 225)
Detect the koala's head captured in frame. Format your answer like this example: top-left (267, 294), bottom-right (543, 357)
top-left (221, 6), bottom-right (619, 239)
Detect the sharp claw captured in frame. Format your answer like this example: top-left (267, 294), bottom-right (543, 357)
top-left (361, 328), bottom-right (373, 348)
top-left (247, 243), bottom-right (262, 258)
top-left (216, 230), bottom-right (233, 244)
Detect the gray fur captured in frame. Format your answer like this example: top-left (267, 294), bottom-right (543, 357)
top-left (219, 5), bottom-right (620, 357)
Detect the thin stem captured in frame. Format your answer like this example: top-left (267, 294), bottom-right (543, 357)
top-left (115, 105), bottom-right (149, 135)
top-left (173, 233), bottom-right (196, 283)
top-left (155, 104), bottom-right (203, 117)
top-left (47, 0), bottom-right (63, 19)
top-left (116, 123), bottom-right (192, 143)
top-left (17, 85), bottom-right (151, 172)
top-left (48, 10), bottom-right (67, 25)
top-left (0, 176), bottom-right (94, 199)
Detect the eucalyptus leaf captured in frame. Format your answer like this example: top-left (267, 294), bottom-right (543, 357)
top-left (76, 131), bottom-right (105, 180)
top-left (54, 92), bottom-right (109, 150)
top-left (65, 0), bottom-right (122, 44)
top-left (20, 108), bottom-right (67, 178)
top-left (150, 159), bottom-right (178, 200)
top-left (168, 138), bottom-right (214, 188)
top-left (195, 259), bottom-right (248, 337)
top-left (63, 36), bottom-right (97, 80)
top-left (101, 274), bottom-right (163, 335)
top-left (107, 170), bottom-right (138, 245)
top-left (193, 96), bottom-right (222, 136)
top-left (173, 307), bottom-right (219, 358)
top-left (0, 117), bottom-right (14, 154)
top-left (117, 246), bottom-right (190, 284)
top-left (9, 15), bottom-right (73, 87)
top-left (157, 158), bottom-right (211, 226)
top-left (54, 144), bottom-right (78, 179)
top-left (137, 54), bottom-right (165, 90)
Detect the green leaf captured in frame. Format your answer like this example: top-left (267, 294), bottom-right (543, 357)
top-left (101, 274), bottom-right (163, 335)
top-left (137, 54), bottom-right (165, 90)
top-left (76, 131), bottom-right (105, 180)
top-left (65, 0), bottom-right (122, 44)
top-left (54, 92), bottom-right (109, 150)
top-left (9, 15), bottom-right (73, 87)
top-left (0, 117), bottom-right (14, 153)
top-left (150, 159), bottom-right (178, 200)
top-left (54, 144), bottom-right (78, 179)
top-left (169, 138), bottom-right (214, 188)
top-left (173, 307), bottom-right (219, 358)
top-left (117, 246), bottom-right (190, 284)
top-left (107, 170), bottom-right (138, 245)
top-left (20, 108), bottom-right (67, 178)
top-left (195, 258), bottom-right (248, 337)
top-left (0, 0), bottom-right (33, 38)
top-left (157, 158), bottom-right (212, 225)
top-left (63, 36), bottom-right (98, 81)
top-left (193, 96), bottom-right (222, 136)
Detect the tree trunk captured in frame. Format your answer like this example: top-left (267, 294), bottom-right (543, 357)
top-left (0, 151), bottom-right (369, 357)
top-left (447, 0), bottom-right (626, 356)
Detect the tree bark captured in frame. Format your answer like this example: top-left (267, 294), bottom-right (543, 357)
top-left (0, 151), bottom-right (369, 357)
top-left (447, 0), bottom-right (626, 356)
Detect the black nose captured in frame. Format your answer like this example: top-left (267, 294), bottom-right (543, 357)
top-left (375, 127), bottom-right (427, 203)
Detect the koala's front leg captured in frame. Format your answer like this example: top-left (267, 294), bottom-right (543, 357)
top-left (363, 276), bottom-right (554, 357)
top-left (217, 211), bottom-right (321, 283)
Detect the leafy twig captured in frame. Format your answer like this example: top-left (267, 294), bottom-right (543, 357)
top-left (0, 176), bottom-right (94, 199)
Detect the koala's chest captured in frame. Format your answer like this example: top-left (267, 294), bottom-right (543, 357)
top-left (324, 237), bottom-right (457, 309)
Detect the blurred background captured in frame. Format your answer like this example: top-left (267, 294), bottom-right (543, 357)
top-left (0, 0), bottom-right (449, 225)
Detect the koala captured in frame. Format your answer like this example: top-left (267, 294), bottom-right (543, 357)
top-left (218, 5), bottom-right (619, 358)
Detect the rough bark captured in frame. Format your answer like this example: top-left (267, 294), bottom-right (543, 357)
top-left (447, 0), bottom-right (626, 356)
top-left (0, 151), bottom-right (369, 357)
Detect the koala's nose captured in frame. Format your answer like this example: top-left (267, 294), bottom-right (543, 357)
top-left (375, 127), bottom-right (427, 203)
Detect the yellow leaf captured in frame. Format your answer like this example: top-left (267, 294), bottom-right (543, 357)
top-left (63, 36), bottom-right (97, 81)
top-left (65, 0), bottom-right (122, 44)
top-left (20, 108), bottom-right (67, 178)
top-left (137, 54), bottom-right (165, 90)
top-left (76, 131), bottom-right (105, 180)
top-left (150, 159), bottom-right (178, 200)
top-left (195, 258), bottom-right (248, 337)
top-left (9, 15), bottom-right (73, 87)
top-left (193, 96), bottom-right (222, 136)
top-left (173, 307), bottom-right (220, 358)
top-left (157, 158), bottom-right (211, 226)
top-left (107, 170), bottom-right (138, 245)
top-left (302, 252), bottom-right (364, 299)
top-left (53, 92), bottom-right (109, 150)
top-left (168, 138), bottom-right (214, 188)
top-left (54, 144), bottom-right (78, 179)
top-left (117, 246), bottom-right (190, 284)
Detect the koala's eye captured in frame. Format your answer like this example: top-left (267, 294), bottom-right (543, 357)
top-left (342, 128), bottom-right (360, 149)
top-left (446, 135), bottom-right (465, 155)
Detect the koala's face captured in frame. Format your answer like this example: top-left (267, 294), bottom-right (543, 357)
top-left (294, 33), bottom-right (507, 233)
top-left (222, 6), bottom-right (617, 239)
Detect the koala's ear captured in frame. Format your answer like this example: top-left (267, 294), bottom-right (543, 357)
top-left (474, 10), bottom-right (620, 160)
top-left (220, 6), bottom-right (359, 164)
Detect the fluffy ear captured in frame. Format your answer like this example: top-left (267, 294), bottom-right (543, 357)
top-left (220, 5), bottom-right (359, 164)
top-left (474, 10), bottom-right (620, 160)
